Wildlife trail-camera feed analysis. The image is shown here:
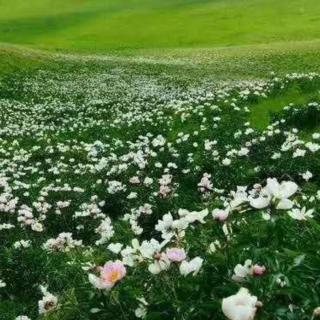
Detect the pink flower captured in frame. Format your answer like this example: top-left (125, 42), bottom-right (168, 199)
top-left (198, 173), bottom-right (213, 193)
top-left (89, 260), bottom-right (126, 290)
top-left (166, 248), bottom-right (187, 262)
top-left (212, 208), bottom-right (230, 222)
top-left (253, 264), bottom-right (266, 276)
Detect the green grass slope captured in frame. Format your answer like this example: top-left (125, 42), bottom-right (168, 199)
top-left (1, 40), bottom-right (320, 79)
top-left (0, 0), bottom-right (320, 52)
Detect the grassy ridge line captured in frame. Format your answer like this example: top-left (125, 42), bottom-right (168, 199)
top-left (1, 40), bottom-right (320, 79)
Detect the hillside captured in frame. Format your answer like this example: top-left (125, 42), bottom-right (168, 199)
top-left (0, 0), bottom-right (320, 52)
top-left (1, 2), bottom-right (320, 320)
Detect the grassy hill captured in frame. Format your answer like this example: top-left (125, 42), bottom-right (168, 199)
top-left (0, 0), bottom-right (320, 52)
top-left (1, 2), bottom-right (320, 320)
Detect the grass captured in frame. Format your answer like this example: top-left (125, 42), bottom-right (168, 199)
top-left (250, 84), bottom-right (320, 129)
top-left (0, 0), bottom-right (320, 52)
top-left (1, 39), bottom-right (320, 79)
top-left (0, 64), bottom-right (320, 320)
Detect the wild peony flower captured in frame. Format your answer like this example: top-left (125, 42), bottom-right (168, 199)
top-left (253, 264), bottom-right (266, 276)
top-left (148, 253), bottom-right (171, 274)
top-left (198, 173), bottom-right (213, 193)
top-left (222, 288), bottom-right (261, 320)
top-left (232, 259), bottom-right (253, 282)
top-left (166, 248), bottom-right (187, 262)
top-left (248, 178), bottom-right (298, 210)
top-left (301, 170), bottom-right (313, 181)
top-left (135, 297), bottom-right (148, 319)
top-left (107, 242), bottom-right (123, 254)
top-left (313, 307), bottom-right (320, 318)
top-left (266, 178), bottom-right (298, 209)
top-left (248, 189), bottom-right (271, 209)
top-left (212, 208), bottom-right (230, 221)
top-left (288, 207), bottom-right (314, 220)
top-left (0, 279), bottom-right (6, 288)
top-left (88, 260), bottom-right (126, 290)
top-left (38, 286), bottom-right (58, 314)
top-left (179, 257), bottom-right (203, 276)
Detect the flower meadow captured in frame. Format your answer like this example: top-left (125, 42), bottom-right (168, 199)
top-left (0, 70), bottom-right (320, 320)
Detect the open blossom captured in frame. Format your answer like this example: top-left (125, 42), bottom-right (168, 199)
top-left (179, 257), bottom-right (203, 276)
top-left (38, 286), bottom-right (58, 314)
top-left (129, 176), bottom-right (140, 184)
top-left (232, 260), bottom-right (253, 282)
top-left (135, 304), bottom-right (147, 319)
top-left (148, 253), bottom-right (170, 274)
top-left (288, 207), bottom-right (314, 220)
top-left (301, 170), bottom-right (313, 181)
top-left (248, 188), bottom-right (271, 209)
top-left (222, 158), bottom-right (232, 166)
top-left (229, 186), bottom-right (248, 210)
top-left (222, 288), bottom-right (261, 320)
top-left (198, 173), bottom-right (213, 193)
top-left (266, 178), bottom-right (298, 200)
top-left (253, 264), bottom-right (266, 276)
top-left (88, 261), bottom-right (126, 290)
top-left (212, 208), bottom-right (230, 221)
top-left (249, 178), bottom-right (298, 210)
top-left (166, 247), bottom-right (187, 262)
top-left (178, 208), bottom-right (209, 224)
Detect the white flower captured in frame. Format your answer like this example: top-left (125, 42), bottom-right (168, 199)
top-left (127, 192), bottom-right (138, 199)
top-left (135, 297), bottom-right (148, 318)
top-left (306, 142), bottom-right (320, 153)
top-left (248, 190), bottom-right (271, 209)
top-left (265, 178), bottom-right (297, 209)
top-left (288, 207), bottom-right (314, 220)
top-left (31, 222), bottom-right (44, 232)
top-left (38, 286), bottom-right (58, 314)
top-left (155, 213), bottom-right (173, 233)
top-left (95, 218), bottom-right (114, 245)
top-left (15, 317), bottom-right (31, 320)
top-left (222, 158), bottom-right (232, 166)
top-left (266, 178), bottom-right (298, 199)
top-left (301, 171), bottom-right (313, 181)
top-left (0, 279), bottom-right (6, 288)
top-left (198, 173), bottom-right (213, 192)
top-left (179, 257), bottom-right (203, 276)
top-left (178, 208), bottom-right (208, 224)
top-left (238, 147), bottom-right (250, 156)
top-left (271, 152), bottom-right (281, 160)
top-left (293, 148), bottom-right (306, 158)
top-left (222, 288), bottom-right (260, 320)
top-left (107, 242), bottom-right (123, 254)
top-left (232, 260), bottom-right (253, 282)
top-left (208, 240), bottom-right (221, 253)
top-left (229, 186), bottom-right (248, 210)
top-left (135, 305), bottom-right (147, 318)
top-left (148, 253), bottom-right (170, 274)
